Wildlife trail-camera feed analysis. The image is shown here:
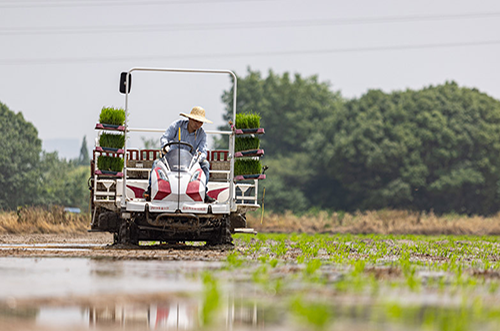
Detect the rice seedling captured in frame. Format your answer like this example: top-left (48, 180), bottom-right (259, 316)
top-left (97, 155), bottom-right (124, 172)
top-left (99, 133), bottom-right (125, 149)
top-left (200, 272), bottom-right (220, 326)
top-left (270, 239), bottom-right (288, 258)
top-left (290, 296), bottom-right (333, 330)
top-left (99, 106), bottom-right (126, 125)
top-left (226, 251), bottom-right (244, 268)
top-left (235, 159), bottom-right (262, 175)
top-left (304, 259), bottom-right (322, 276)
top-left (235, 112), bottom-right (260, 129)
top-left (269, 258), bottom-right (279, 268)
top-left (235, 136), bottom-right (260, 152)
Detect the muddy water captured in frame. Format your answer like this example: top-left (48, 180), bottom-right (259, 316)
top-left (0, 250), bottom-right (260, 331)
top-left (6, 236), bottom-right (499, 331)
top-left (0, 238), bottom-right (284, 331)
top-left (0, 257), bottom-right (221, 299)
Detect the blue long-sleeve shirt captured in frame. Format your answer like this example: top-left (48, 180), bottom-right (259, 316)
top-left (160, 119), bottom-right (208, 161)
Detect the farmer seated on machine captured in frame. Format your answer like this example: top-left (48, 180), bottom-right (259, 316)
top-left (145, 106), bottom-right (215, 203)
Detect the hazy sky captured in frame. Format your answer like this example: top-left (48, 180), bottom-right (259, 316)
top-left (1, 0), bottom-right (500, 157)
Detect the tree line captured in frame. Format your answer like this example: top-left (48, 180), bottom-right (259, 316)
top-left (218, 68), bottom-right (500, 215)
top-left (0, 101), bottom-right (90, 212)
top-left (3, 68), bottom-right (500, 216)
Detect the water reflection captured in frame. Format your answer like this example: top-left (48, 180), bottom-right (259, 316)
top-left (0, 295), bottom-right (269, 330)
top-left (89, 297), bottom-right (267, 330)
top-left (89, 302), bottom-right (199, 330)
top-left (0, 257), bottom-right (220, 299)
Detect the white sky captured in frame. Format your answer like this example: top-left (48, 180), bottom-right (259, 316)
top-left (1, 0), bottom-right (500, 156)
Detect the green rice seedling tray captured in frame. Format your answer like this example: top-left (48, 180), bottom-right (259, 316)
top-left (99, 132), bottom-right (125, 149)
top-left (235, 136), bottom-right (260, 152)
top-left (99, 107), bottom-right (126, 126)
top-left (96, 146), bottom-right (124, 154)
top-left (235, 159), bottom-right (262, 176)
top-left (235, 149), bottom-right (264, 158)
top-left (95, 123), bottom-right (125, 131)
top-left (97, 155), bottom-right (124, 173)
top-left (95, 170), bottom-right (123, 177)
top-left (235, 112), bottom-right (260, 129)
top-left (235, 174), bottom-right (266, 181)
top-left (234, 127), bottom-right (265, 135)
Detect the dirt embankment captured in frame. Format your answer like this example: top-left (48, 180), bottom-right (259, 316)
top-left (248, 209), bottom-right (500, 235)
top-left (3, 207), bottom-right (500, 237)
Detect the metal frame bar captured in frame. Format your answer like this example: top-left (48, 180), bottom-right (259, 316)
top-left (127, 127), bottom-right (232, 135)
top-left (123, 67), bottom-right (237, 211)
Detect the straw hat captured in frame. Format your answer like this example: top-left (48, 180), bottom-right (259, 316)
top-left (180, 106), bottom-right (213, 124)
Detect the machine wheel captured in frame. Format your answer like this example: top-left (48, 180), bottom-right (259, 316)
top-left (221, 217), bottom-right (233, 245)
top-left (206, 217), bottom-right (233, 246)
top-left (116, 220), bottom-right (139, 245)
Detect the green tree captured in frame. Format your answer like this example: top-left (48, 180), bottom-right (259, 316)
top-left (37, 151), bottom-right (90, 212)
top-left (0, 102), bottom-right (41, 209)
top-left (218, 68), bottom-right (344, 212)
top-left (141, 136), bottom-right (159, 149)
top-left (314, 82), bottom-right (500, 214)
top-left (218, 68), bottom-right (343, 156)
top-left (78, 135), bottom-right (90, 166)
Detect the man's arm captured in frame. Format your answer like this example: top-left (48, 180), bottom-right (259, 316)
top-left (196, 130), bottom-right (208, 161)
top-left (160, 120), bottom-right (180, 148)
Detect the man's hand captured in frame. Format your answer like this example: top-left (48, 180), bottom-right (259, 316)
top-left (196, 150), bottom-right (206, 162)
top-left (162, 145), bottom-right (170, 155)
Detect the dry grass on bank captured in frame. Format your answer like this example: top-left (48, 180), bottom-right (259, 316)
top-left (248, 210), bottom-right (500, 236)
top-left (0, 206), bottom-right (90, 234)
top-left (3, 207), bottom-right (500, 236)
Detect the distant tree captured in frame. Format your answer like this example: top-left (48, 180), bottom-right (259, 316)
top-left (141, 136), bottom-right (159, 149)
top-left (37, 151), bottom-right (90, 212)
top-left (0, 102), bottom-right (41, 209)
top-left (78, 135), bottom-right (90, 166)
top-left (314, 82), bottom-right (500, 214)
top-left (217, 68), bottom-right (344, 156)
top-left (217, 68), bottom-right (344, 212)
top-left (221, 74), bottom-right (500, 215)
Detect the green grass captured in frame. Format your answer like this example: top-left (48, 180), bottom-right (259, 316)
top-left (236, 112), bottom-right (261, 129)
top-left (99, 133), bottom-right (125, 149)
top-left (97, 155), bottom-right (124, 172)
top-left (235, 137), bottom-right (260, 152)
top-left (99, 107), bottom-right (126, 125)
top-left (235, 159), bottom-right (262, 175)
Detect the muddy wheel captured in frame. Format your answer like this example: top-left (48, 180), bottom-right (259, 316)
top-left (221, 217), bottom-right (233, 245)
top-left (205, 217), bottom-right (233, 246)
top-left (117, 221), bottom-right (139, 245)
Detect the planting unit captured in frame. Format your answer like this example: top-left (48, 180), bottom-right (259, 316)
top-left (89, 67), bottom-right (266, 245)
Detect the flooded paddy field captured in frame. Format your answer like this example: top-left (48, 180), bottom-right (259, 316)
top-left (2, 233), bottom-right (500, 330)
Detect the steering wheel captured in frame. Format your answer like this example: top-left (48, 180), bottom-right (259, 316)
top-left (164, 141), bottom-right (194, 154)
